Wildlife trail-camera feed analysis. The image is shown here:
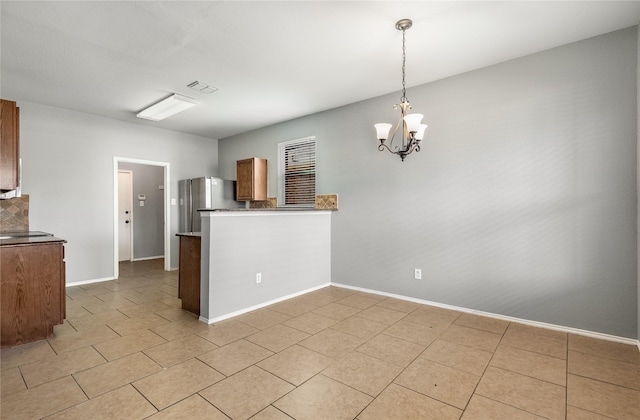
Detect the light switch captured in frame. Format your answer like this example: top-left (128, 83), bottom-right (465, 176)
top-left (139, 201), bottom-right (145, 207)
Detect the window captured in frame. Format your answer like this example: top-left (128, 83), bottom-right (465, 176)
top-left (278, 136), bottom-right (316, 207)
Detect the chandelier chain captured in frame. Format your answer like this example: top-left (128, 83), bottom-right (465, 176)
top-left (401, 27), bottom-right (407, 103)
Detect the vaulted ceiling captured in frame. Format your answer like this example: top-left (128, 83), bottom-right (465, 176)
top-left (2, 1), bottom-right (639, 139)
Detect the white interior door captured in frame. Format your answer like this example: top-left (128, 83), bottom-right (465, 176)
top-left (118, 170), bottom-right (133, 261)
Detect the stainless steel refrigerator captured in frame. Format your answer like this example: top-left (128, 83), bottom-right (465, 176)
top-left (178, 177), bottom-right (243, 232)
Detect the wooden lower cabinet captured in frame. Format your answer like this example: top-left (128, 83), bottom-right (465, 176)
top-left (178, 234), bottom-right (201, 315)
top-left (1, 241), bottom-right (66, 348)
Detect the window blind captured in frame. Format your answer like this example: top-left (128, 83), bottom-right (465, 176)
top-left (278, 136), bottom-right (316, 207)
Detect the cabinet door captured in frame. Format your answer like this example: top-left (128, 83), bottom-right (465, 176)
top-left (0, 99), bottom-right (19, 191)
top-left (59, 244), bottom-right (66, 323)
top-left (1, 243), bottom-right (64, 348)
top-left (236, 158), bottom-right (255, 201)
top-left (236, 158), bottom-right (268, 201)
top-left (178, 236), bottom-right (201, 315)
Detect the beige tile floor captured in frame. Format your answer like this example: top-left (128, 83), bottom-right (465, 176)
top-left (2, 259), bottom-right (639, 419)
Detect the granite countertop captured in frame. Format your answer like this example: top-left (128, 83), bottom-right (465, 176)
top-left (0, 232), bottom-right (66, 247)
top-left (198, 207), bottom-right (335, 212)
top-left (0, 230), bottom-right (53, 238)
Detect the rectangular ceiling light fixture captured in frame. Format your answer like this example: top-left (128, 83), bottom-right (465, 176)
top-left (136, 94), bottom-right (197, 121)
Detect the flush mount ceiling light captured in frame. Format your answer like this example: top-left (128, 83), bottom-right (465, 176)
top-left (136, 94), bottom-right (197, 121)
top-left (188, 81), bottom-right (218, 94)
top-left (375, 19), bottom-right (427, 162)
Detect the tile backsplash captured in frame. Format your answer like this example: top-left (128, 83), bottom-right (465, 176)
top-left (315, 194), bottom-right (338, 210)
top-left (248, 194), bottom-right (338, 210)
top-left (249, 197), bottom-right (278, 209)
top-left (0, 195), bottom-right (29, 231)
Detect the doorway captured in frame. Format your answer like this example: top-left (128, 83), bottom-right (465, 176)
top-left (113, 157), bottom-right (171, 278)
top-left (117, 170), bottom-right (133, 261)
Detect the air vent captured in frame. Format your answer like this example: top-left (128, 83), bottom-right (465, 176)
top-left (187, 81), bottom-right (218, 94)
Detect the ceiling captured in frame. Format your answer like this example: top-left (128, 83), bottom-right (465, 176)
top-left (2, 1), bottom-right (639, 140)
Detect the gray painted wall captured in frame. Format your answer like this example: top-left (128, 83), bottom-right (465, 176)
top-left (118, 162), bottom-right (164, 260)
top-left (19, 101), bottom-right (219, 283)
top-left (219, 28), bottom-right (638, 338)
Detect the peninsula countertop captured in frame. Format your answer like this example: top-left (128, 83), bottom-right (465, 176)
top-left (197, 207), bottom-right (336, 212)
top-left (175, 231), bottom-right (202, 237)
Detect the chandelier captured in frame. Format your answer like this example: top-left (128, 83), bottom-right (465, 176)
top-left (375, 19), bottom-right (427, 162)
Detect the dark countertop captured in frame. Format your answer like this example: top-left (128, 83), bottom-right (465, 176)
top-left (0, 235), bottom-right (66, 247)
top-left (198, 208), bottom-right (335, 212)
top-left (176, 232), bottom-right (202, 237)
top-left (0, 230), bottom-right (53, 238)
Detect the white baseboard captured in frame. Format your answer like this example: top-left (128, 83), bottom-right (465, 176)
top-left (65, 259), bottom-right (173, 286)
top-left (199, 282), bottom-right (332, 325)
top-left (131, 255), bottom-right (164, 262)
top-left (331, 282), bottom-right (640, 348)
top-left (63, 271), bottom-right (639, 349)
top-left (65, 276), bottom-right (115, 287)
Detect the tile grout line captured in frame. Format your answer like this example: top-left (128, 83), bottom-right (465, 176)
top-left (4, 260), bottom-right (638, 419)
top-left (460, 321), bottom-right (525, 417)
top-left (352, 310), bottom-right (461, 418)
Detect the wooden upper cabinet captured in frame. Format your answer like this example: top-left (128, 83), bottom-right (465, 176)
top-left (0, 99), bottom-right (20, 191)
top-left (236, 158), bottom-right (268, 201)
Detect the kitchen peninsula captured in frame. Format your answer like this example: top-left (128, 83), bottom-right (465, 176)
top-left (197, 208), bottom-right (332, 323)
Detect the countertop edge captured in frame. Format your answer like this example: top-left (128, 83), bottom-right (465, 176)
top-left (0, 237), bottom-right (67, 247)
top-left (176, 232), bottom-right (202, 237)
top-left (198, 208), bottom-right (336, 212)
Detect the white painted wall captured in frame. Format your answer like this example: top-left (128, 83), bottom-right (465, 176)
top-left (200, 211), bottom-right (331, 322)
top-left (220, 28), bottom-right (638, 338)
top-left (18, 101), bottom-right (219, 284)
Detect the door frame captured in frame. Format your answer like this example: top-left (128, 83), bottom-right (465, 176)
top-left (117, 169), bottom-right (134, 262)
top-left (113, 157), bottom-right (171, 278)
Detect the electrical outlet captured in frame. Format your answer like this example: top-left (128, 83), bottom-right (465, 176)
top-left (414, 268), bottom-right (422, 280)
top-left (256, 273), bottom-right (262, 284)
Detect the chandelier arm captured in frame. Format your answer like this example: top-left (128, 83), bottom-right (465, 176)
top-left (378, 142), bottom-right (410, 161)
top-left (385, 117), bottom-right (404, 152)
top-left (378, 142), bottom-right (394, 153)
